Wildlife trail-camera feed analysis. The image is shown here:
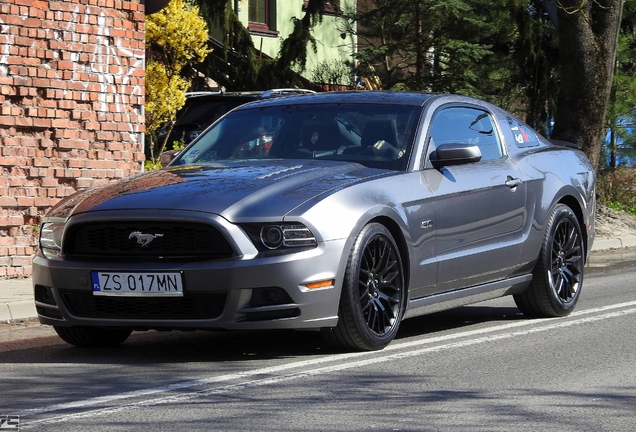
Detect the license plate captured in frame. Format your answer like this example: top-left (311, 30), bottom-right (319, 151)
top-left (91, 272), bottom-right (184, 297)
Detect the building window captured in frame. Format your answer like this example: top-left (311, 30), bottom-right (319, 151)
top-left (302, 0), bottom-right (340, 15)
top-left (248, 0), bottom-right (278, 35)
top-left (249, 0), bottom-right (267, 24)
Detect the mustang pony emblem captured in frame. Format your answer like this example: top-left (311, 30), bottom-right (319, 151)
top-left (128, 231), bottom-right (164, 247)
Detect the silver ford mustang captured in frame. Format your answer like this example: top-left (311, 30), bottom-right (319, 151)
top-left (33, 91), bottom-right (596, 351)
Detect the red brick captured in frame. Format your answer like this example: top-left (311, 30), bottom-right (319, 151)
top-left (41, 99), bottom-right (57, 109)
top-left (0, 157), bottom-right (29, 166)
top-left (50, 79), bottom-right (68, 89)
top-left (58, 139), bottom-right (90, 149)
top-left (76, 178), bottom-right (94, 188)
top-left (100, 122), bottom-right (118, 131)
top-left (67, 159), bottom-right (85, 168)
top-left (39, 137), bottom-right (55, 147)
top-left (53, 129), bottom-right (78, 139)
top-left (20, 136), bottom-right (37, 147)
top-left (11, 255), bottom-right (32, 266)
top-left (50, 118), bottom-right (70, 128)
top-left (15, 117), bottom-right (33, 127)
top-left (32, 77), bottom-right (50, 87)
top-left (0, 86), bottom-right (16, 96)
top-left (0, 197), bottom-right (18, 207)
top-left (33, 118), bottom-right (53, 128)
top-left (57, 100), bottom-right (77, 110)
top-left (12, 75), bottom-right (32, 86)
top-left (41, 178), bottom-right (59, 187)
top-left (33, 158), bottom-right (51, 167)
top-left (0, 237), bottom-right (16, 247)
top-left (0, 216), bottom-right (24, 227)
top-left (2, 137), bottom-right (20, 146)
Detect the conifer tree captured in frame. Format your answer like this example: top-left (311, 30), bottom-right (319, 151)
top-left (352, 0), bottom-right (521, 99)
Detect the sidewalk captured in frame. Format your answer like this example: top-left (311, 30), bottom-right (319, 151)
top-left (2, 237), bottom-right (636, 323)
top-left (0, 277), bottom-right (37, 322)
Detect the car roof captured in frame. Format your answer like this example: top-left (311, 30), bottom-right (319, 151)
top-left (183, 88), bottom-right (316, 102)
top-left (234, 90), bottom-right (441, 110)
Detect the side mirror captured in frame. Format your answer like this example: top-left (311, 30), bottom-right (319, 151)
top-left (430, 143), bottom-right (482, 168)
top-left (160, 149), bottom-right (181, 167)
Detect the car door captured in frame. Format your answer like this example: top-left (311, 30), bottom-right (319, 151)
top-left (424, 106), bottom-right (527, 294)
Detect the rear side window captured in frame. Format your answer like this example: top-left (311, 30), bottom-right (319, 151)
top-left (508, 117), bottom-right (539, 148)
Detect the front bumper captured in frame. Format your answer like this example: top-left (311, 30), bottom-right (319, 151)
top-left (33, 238), bottom-right (347, 331)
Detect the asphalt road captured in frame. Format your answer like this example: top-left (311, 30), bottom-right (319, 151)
top-left (1, 258), bottom-right (635, 432)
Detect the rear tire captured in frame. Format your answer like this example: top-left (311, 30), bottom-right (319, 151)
top-left (321, 223), bottom-right (406, 351)
top-left (54, 326), bottom-right (132, 347)
top-left (514, 204), bottom-right (585, 317)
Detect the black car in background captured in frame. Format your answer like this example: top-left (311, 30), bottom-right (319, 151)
top-left (158, 88), bottom-right (315, 146)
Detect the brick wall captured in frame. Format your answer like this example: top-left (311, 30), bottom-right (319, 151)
top-left (0, 0), bottom-right (146, 278)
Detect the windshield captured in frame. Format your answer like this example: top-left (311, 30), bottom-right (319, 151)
top-left (171, 103), bottom-right (421, 171)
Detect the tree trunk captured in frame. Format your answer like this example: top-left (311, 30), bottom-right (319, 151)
top-left (414, 0), bottom-right (423, 89)
top-left (551, 0), bottom-right (624, 172)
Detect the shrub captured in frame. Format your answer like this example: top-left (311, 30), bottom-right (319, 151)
top-left (597, 166), bottom-right (636, 215)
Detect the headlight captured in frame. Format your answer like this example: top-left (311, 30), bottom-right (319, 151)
top-left (242, 223), bottom-right (317, 255)
top-left (39, 218), bottom-right (67, 259)
top-left (260, 224), bottom-right (316, 249)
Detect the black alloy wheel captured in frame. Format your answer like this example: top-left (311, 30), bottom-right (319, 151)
top-left (322, 223), bottom-right (405, 351)
top-left (550, 210), bottom-right (584, 304)
top-left (514, 204), bottom-right (585, 317)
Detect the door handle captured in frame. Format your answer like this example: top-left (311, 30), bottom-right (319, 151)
top-left (505, 176), bottom-right (522, 189)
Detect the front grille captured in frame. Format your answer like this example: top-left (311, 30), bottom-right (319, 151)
top-left (62, 292), bottom-right (227, 320)
top-left (65, 221), bottom-right (234, 260)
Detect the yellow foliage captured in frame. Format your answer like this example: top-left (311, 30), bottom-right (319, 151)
top-left (146, 0), bottom-right (212, 74)
top-left (145, 60), bottom-right (190, 135)
top-left (145, 0), bottom-right (212, 163)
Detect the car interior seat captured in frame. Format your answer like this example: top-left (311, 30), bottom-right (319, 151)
top-left (299, 117), bottom-right (343, 153)
top-left (361, 118), bottom-right (399, 149)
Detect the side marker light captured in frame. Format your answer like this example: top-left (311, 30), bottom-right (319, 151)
top-left (304, 279), bottom-right (335, 289)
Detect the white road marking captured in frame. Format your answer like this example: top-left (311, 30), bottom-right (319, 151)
top-left (16, 300), bottom-right (636, 429)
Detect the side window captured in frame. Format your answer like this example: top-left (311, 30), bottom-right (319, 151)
top-left (429, 107), bottom-right (503, 161)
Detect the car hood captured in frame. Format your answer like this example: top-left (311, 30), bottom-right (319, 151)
top-left (48, 160), bottom-right (395, 221)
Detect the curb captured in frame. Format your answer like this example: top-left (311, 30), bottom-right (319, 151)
top-left (0, 278), bottom-right (36, 323)
top-left (0, 301), bottom-right (37, 323)
top-left (592, 236), bottom-right (636, 251)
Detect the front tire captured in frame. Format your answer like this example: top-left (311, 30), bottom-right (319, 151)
top-left (322, 223), bottom-right (406, 351)
top-left (54, 326), bottom-right (132, 347)
top-left (514, 204), bottom-right (585, 317)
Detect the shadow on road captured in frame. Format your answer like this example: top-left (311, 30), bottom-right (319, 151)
top-left (0, 304), bottom-right (526, 365)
